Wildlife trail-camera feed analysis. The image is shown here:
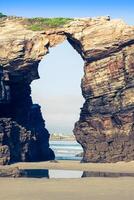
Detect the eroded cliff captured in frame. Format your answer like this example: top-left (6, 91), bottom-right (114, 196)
top-left (0, 16), bottom-right (134, 163)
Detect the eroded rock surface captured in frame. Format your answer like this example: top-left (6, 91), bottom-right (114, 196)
top-left (0, 166), bottom-right (23, 177)
top-left (0, 16), bottom-right (134, 163)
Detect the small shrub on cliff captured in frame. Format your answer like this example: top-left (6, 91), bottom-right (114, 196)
top-left (26, 17), bottom-right (73, 31)
top-left (0, 12), bottom-right (7, 18)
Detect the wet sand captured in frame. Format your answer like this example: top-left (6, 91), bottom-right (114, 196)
top-left (0, 160), bottom-right (134, 200)
top-left (0, 177), bottom-right (134, 200)
top-left (12, 160), bottom-right (134, 173)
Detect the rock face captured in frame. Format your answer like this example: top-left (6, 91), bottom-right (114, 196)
top-left (0, 16), bottom-right (134, 163)
top-left (0, 166), bottom-right (23, 177)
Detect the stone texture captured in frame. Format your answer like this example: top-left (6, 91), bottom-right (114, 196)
top-left (0, 16), bottom-right (134, 163)
top-left (0, 69), bottom-right (55, 164)
top-left (0, 166), bottom-right (23, 177)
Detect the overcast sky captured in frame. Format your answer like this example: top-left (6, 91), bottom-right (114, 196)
top-left (31, 41), bottom-right (84, 134)
top-left (1, 0), bottom-right (133, 134)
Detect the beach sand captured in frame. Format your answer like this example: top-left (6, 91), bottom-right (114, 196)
top-left (12, 160), bottom-right (134, 173)
top-left (0, 160), bottom-right (134, 200)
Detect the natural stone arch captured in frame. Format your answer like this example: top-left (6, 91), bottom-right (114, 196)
top-left (0, 16), bottom-right (134, 164)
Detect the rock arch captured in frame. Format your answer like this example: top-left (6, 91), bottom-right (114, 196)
top-left (0, 16), bottom-right (134, 164)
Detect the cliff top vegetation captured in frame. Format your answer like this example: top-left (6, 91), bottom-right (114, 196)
top-left (25, 17), bottom-right (74, 31)
top-left (0, 12), bottom-right (73, 30)
top-left (0, 12), bottom-right (7, 18)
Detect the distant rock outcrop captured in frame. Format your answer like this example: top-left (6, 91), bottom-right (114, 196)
top-left (0, 16), bottom-right (134, 163)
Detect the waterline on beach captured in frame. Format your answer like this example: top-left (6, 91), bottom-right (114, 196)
top-left (20, 169), bottom-right (134, 179)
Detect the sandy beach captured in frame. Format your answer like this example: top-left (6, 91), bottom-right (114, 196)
top-left (0, 160), bottom-right (134, 200)
top-left (1, 177), bottom-right (134, 200)
top-left (12, 160), bottom-right (134, 173)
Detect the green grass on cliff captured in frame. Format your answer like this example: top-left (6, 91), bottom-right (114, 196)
top-left (26, 17), bottom-right (73, 31)
top-left (0, 13), bottom-right (73, 30)
top-left (0, 12), bottom-right (7, 18)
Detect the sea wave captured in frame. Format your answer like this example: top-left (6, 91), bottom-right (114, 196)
top-left (50, 140), bottom-right (83, 160)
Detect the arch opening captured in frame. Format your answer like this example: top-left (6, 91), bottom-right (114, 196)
top-left (31, 40), bottom-right (84, 160)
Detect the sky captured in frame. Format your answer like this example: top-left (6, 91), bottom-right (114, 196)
top-left (31, 41), bottom-right (84, 134)
top-left (0, 0), bottom-right (134, 24)
top-left (1, 1), bottom-right (133, 134)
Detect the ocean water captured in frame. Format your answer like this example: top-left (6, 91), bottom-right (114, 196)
top-left (50, 140), bottom-right (83, 160)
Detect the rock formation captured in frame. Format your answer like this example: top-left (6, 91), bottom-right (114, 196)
top-left (0, 16), bottom-right (134, 163)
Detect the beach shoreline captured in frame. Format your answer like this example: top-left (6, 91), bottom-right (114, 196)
top-left (0, 160), bottom-right (134, 199)
top-left (11, 160), bottom-right (134, 173)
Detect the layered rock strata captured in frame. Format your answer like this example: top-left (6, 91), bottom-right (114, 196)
top-left (0, 16), bottom-right (134, 163)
